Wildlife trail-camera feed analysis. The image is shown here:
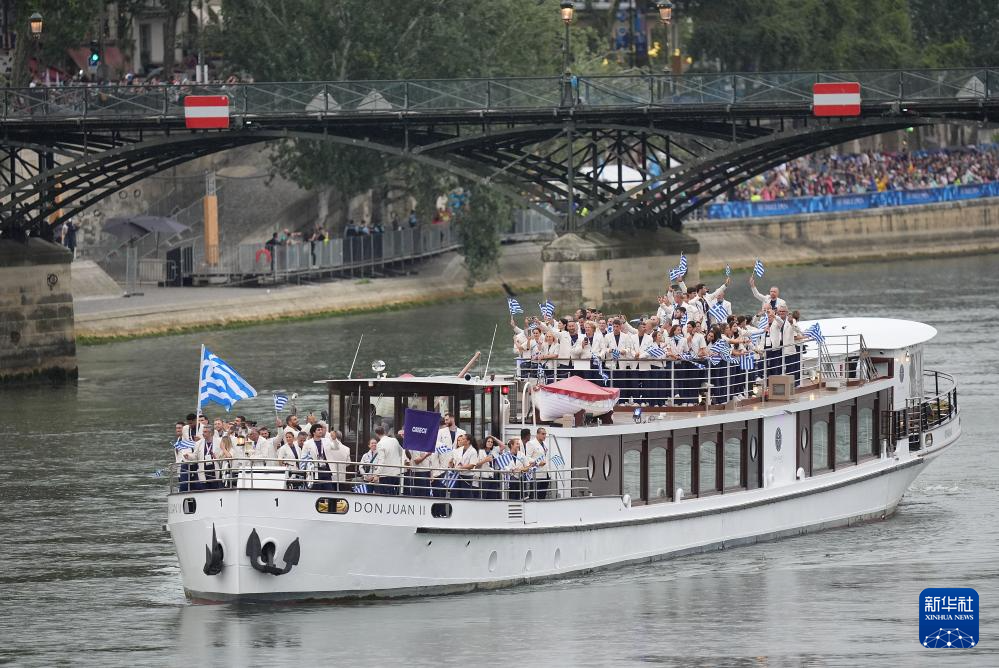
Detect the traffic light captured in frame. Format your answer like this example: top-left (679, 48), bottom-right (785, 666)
top-left (88, 41), bottom-right (100, 68)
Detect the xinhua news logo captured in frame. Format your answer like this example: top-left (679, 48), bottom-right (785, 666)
top-left (919, 588), bottom-right (979, 649)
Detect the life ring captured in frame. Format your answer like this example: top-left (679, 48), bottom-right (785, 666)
top-left (255, 248), bottom-right (272, 263)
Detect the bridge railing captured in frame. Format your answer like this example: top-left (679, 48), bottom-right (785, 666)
top-left (3, 69), bottom-right (997, 120)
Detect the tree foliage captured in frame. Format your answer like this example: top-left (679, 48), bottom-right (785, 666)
top-left (454, 188), bottom-right (511, 286)
top-left (909, 0), bottom-right (999, 67)
top-left (216, 0), bottom-right (569, 283)
top-left (687, 0), bottom-right (915, 71)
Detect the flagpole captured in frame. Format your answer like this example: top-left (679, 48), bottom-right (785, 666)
top-left (195, 344), bottom-right (205, 439)
top-left (347, 334), bottom-right (364, 379)
top-left (483, 323), bottom-right (498, 379)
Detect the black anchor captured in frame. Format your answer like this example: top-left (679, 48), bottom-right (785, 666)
top-left (245, 528), bottom-right (301, 576)
top-left (203, 524), bottom-right (224, 576)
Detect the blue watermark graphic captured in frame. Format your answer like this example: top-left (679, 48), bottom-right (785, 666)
top-left (919, 587), bottom-right (978, 649)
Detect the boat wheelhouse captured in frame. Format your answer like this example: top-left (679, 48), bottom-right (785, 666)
top-left (166, 318), bottom-right (960, 603)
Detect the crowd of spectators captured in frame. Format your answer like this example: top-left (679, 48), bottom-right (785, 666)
top-left (717, 145), bottom-right (999, 203)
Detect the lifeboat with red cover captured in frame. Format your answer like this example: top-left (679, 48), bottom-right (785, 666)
top-left (534, 376), bottom-right (620, 421)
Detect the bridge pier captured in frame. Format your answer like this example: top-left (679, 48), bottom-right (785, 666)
top-left (541, 230), bottom-right (700, 311)
top-left (0, 238), bottom-right (77, 383)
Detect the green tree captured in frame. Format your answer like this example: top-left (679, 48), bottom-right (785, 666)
top-left (8, 0), bottom-right (105, 86)
top-left (687, 0), bottom-right (914, 71)
top-left (216, 0), bottom-right (570, 283)
top-left (910, 0), bottom-right (999, 67)
top-left (454, 188), bottom-right (511, 286)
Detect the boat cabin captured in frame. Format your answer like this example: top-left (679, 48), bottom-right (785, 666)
top-left (318, 376), bottom-right (516, 458)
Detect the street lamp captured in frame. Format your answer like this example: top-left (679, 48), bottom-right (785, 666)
top-left (29, 11), bottom-right (43, 38)
top-left (560, 1), bottom-right (574, 74)
top-left (655, 1), bottom-right (674, 27)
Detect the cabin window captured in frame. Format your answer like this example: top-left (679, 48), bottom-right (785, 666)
top-left (812, 418), bottom-right (830, 472)
top-left (835, 411), bottom-right (853, 467)
top-left (698, 437), bottom-right (718, 495)
top-left (586, 455), bottom-right (596, 481)
top-left (723, 436), bottom-right (743, 490)
top-left (622, 449), bottom-right (642, 501)
top-left (674, 440), bottom-right (693, 499)
top-left (647, 446), bottom-right (669, 501)
top-left (858, 407), bottom-right (875, 459)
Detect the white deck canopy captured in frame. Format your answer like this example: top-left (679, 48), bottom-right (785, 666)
top-left (799, 318), bottom-right (937, 352)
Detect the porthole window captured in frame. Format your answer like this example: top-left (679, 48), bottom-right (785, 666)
top-left (800, 427), bottom-right (809, 451)
top-left (316, 498), bottom-right (349, 514)
top-left (431, 503), bottom-right (452, 518)
top-left (586, 455), bottom-right (596, 481)
top-left (749, 436), bottom-right (759, 461)
top-left (602, 454), bottom-right (613, 480)
top-left (182, 498), bottom-right (197, 514)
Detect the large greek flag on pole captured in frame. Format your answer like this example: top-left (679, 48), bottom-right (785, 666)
top-left (198, 346), bottom-right (258, 411)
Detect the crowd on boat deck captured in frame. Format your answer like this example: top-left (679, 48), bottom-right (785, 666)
top-left (512, 269), bottom-right (813, 406)
top-left (172, 412), bottom-right (558, 500)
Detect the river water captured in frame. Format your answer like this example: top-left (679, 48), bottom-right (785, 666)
top-left (1, 253), bottom-right (996, 667)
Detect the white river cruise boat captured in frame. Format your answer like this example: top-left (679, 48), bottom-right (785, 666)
top-left (166, 318), bottom-right (960, 603)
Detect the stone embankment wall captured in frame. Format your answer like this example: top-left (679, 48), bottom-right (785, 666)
top-left (688, 196), bottom-right (999, 273)
top-left (0, 239), bottom-right (77, 382)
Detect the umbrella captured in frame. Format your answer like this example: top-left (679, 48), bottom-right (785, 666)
top-left (103, 215), bottom-right (189, 239)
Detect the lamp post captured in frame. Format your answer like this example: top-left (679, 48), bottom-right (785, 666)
top-left (29, 11), bottom-right (43, 84)
top-left (655, 1), bottom-right (674, 73)
top-left (559, 1), bottom-right (576, 235)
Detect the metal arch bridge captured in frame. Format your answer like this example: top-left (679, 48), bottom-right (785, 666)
top-left (1, 67), bottom-right (997, 239)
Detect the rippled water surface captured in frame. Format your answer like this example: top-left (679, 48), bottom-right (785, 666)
top-left (1, 253), bottom-right (997, 667)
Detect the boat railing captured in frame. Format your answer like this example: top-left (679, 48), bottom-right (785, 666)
top-left (511, 333), bottom-right (874, 413)
top-left (166, 458), bottom-right (591, 500)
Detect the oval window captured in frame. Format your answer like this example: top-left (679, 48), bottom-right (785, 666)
top-left (800, 427), bottom-right (809, 451)
top-left (316, 498), bottom-right (349, 514)
top-left (749, 435), bottom-right (759, 461)
top-left (586, 455), bottom-right (596, 481)
top-left (602, 454), bottom-right (613, 480)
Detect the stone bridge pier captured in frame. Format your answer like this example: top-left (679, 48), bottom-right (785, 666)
top-left (541, 230), bottom-right (700, 311)
top-left (0, 239), bottom-right (77, 383)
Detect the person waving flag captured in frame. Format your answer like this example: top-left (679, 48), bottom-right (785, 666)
top-left (198, 346), bottom-right (257, 411)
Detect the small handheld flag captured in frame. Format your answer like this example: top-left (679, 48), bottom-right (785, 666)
top-left (668, 253), bottom-right (688, 282)
top-left (645, 345), bottom-right (667, 359)
top-left (199, 346), bottom-right (258, 411)
top-left (611, 348), bottom-right (620, 360)
top-left (758, 312), bottom-right (770, 330)
top-left (493, 451), bottom-right (514, 470)
top-left (753, 259), bottom-right (766, 278)
top-left (508, 298), bottom-right (524, 315)
top-left (591, 354), bottom-right (610, 385)
top-left (273, 394), bottom-right (289, 412)
top-left (725, 263), bottom-right (732, 277)
top-left (442, 470), bottom-right (460, 489)
top-left (550, 454), bottom-right (566, 470)
top-left (739, 353), bottom-right (756, 371)
top-left (804, 322), bottom-right (825, 343)
top-left (435, 444), bottom-right (453, 455)
top-left (540, 299), bottom-right (556, 319)
top-left (708, 302), bottom-right (729, 323)
top-left (352, 483), bottom-right (369, 494)
top-left (298, 452), bottom-right (314, 471)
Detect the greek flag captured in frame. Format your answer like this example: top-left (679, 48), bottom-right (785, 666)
top-left (352, 483), bottom-right (369, 494)
top-left (591, 354), bottom-right (610, 384)
top-left (739, 353), bottom-right (756, 371)
top-left (679, 312), bottom-right (688, 327)
top-left (710, 341), bottom-right (732, 357)
top-left (493, 451), bottom-right (514, 470)
top-left (668, 253), bottom-right (688, 282)
top-left (435, 444), bottom-right (453, 455)
top-left (550, 454), bottom-right (565, 470)
top-left (645, 345), bottom-right (667, 359)
top-left (442, 470), bottom-right (460, 489)
top-left (753, 259), bottom-right (766, 278)
top-left (804, 322), bottom-right (825, 343)
top-left (540, 299), bottom-right (556, 319)
top-left (198, 346), bottom-right (257, 411)
top-left (680, 352), bottom-right (705, 369)
top-left (708, 302), bottom-right (729, 323)
top-left (273, 393), bottom-right (289, 412)
top-left (750, 330), bottom-right (766, 344)
top-left (758, 312), bottom-right (770, 330)
top-left (174, 438), bottom-right (196, 452)
top-left (508, 298), bottom-right (524, 315)
top-left (725, 263), bottom-right (732, 277)
top-left (611, 348), bottom-right (620, 360)
top-left (298, 452), bottom-right (313, 471)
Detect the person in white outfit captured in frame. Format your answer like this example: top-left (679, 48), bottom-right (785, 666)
top-left (375, 426), bottom-right (406, 495)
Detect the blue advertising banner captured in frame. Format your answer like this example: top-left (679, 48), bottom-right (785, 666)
top-left (919, 587), bottom-right (979, 649)
top-left (402, 408), bottom-right (440, 452)
top-left (707, 182), bottom-right (999, 220)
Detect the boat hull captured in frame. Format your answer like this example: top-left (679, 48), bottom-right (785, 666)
top-left (169, 455), bottom-right (928, 603)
